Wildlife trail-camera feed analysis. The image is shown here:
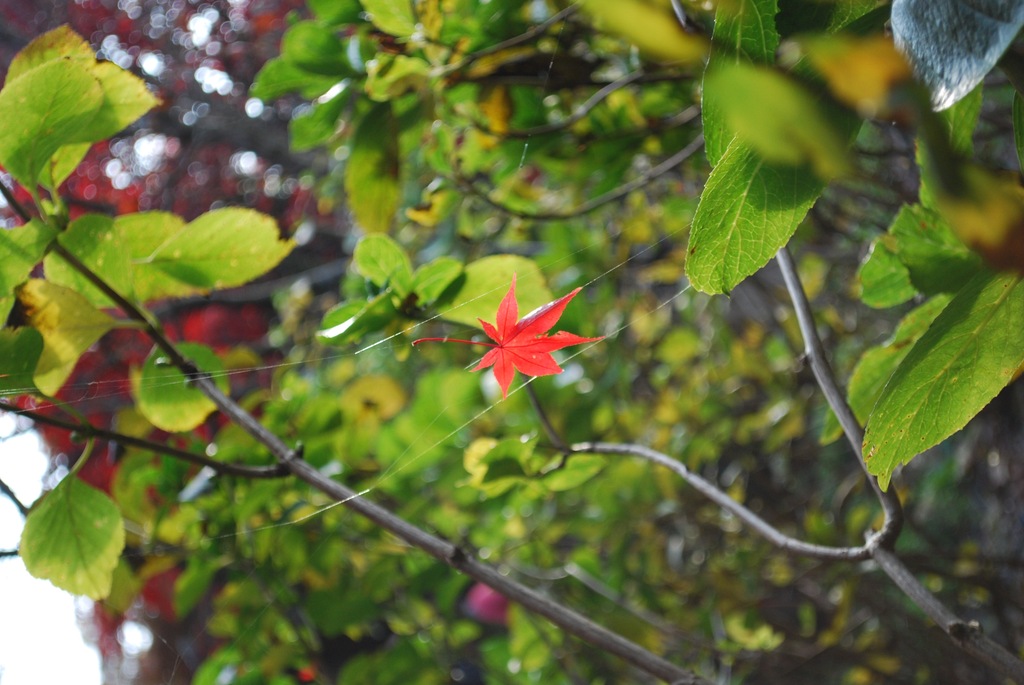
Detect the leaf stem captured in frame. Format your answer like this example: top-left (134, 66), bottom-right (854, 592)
top-left (411, 337), bottom-right (495, 347)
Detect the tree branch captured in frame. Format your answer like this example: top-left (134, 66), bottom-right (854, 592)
top-left (873, 547), bottom-right (1024, 683)
top-left (571, 441), bottom-right (870, 561)
top-left (52, 221), bottom-right (708, 684)
top-left (776, 248), bottom-right (1024, 682)
top-left (0, 176), bottom-right (33, 223)
top-left (457, 134), bottom-right (704, 221)
top-left (0, 474), bottom-right (29, 516)
top-left (0, 401), bottom-right (288, 479)
top-left (774, 247), bottom-right (903, 548)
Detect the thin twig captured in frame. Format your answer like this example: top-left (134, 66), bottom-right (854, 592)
top-left (0, 475), bottom-right (29, 516)
top-left (775, 247), bottom-right (903, 548)
top-left (0, 401), bottom-right (288, 479)
top-left (525, 382), bottom-right (569, 454)
top-left (458, 134), bottom-right (704, 221)
top-left (0, 176), bottom-right (33, 223)
top-left (571, 441), bottom-right (869, 561)
top-left (0, 549), bottom-right (19, 558)
top-left (442, 4), bottom-right (580, 77)
top-left (474, 71), bottom-right (651, 139)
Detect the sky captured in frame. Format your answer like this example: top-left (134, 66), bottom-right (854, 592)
top-left (0, 414), bottom-right (102, 685)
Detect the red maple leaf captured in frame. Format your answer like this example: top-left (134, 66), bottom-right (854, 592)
top-left (413, 274), bottom-right (603, 398)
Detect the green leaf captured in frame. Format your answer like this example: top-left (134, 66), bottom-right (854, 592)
top-left (6, 25), bottom-right (94, 83)
top-left (542, 455), bottom-right (605, 492)
top-left (0, 58), bottom-right (103, 187)
top-left (581, 0), bottom-right (709, 64)
top-left (685, 141), bottom-right (824, 294)
top-left (42, 143), bottom-right (91, 190)
top-left (135, 343), bottom-right (229, 433)
top-left (353, 234), bottom-right (413, 295)
top-left (703, 63), bottom-right (848, 179)
top-left (0, 219), bottom-right (57, 321)
top-left (306, 590), bottom-right (380, 636)
top-left (0, 27), bottom-right (156, 188)
top-left (412, 257), bottom-right (463, 305)
top-left (864, 271), bottom-right (1024, 489)
top-left (281, 21), bottom-right (353, 76)
top-left (317, 294), bottom-right (400, 346)
top-left (463, 437), bottom-right (539, 496)
top-left (345, 103), bottom-right (401, 233)
top-left (703, 0), bottom-right (779, 165)
top-left (919, 86), bottom-right (983, 209)
top-left (250, 57), bottom-right (340, 101)
top-left (86, 61), bottom-right (160, 144)
top-left (20, 477), bottom-right (125, 599)
top-left (888, 204), bottom-right (982, 295)
top-left (0, 327), bottom-right (44, 396)
top-left (360, 0), bottom-right (417, 38)
top-left (51, 210), bottom-right (294, 304)
top-left (310, 0), bottom-right (363, 25)
top-left (136, 209), bottom-right (294, 295)
top-left (45, 214), bottom-right (134, 308)
top-left (365, 54), bottom-right (430, 102)
top-left (440, 255), bottom-right (553, 328)
top-left (822, 296), bottom-right (949, 443)
top-left (290, 84), bottom-right (349, 151)
top-left (17, 279), bottom-right (118, 396)
top-left (175, 556), bottom-right (223, 617)
top-left (857, 237), bottom-right (916, 308)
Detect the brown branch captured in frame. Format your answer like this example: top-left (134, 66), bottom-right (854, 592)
top-left (0, 176), bottom-right (33, 223)
top-left (458, 134), bottom-right (704, 221)
top-left (775, 248), bottom-right (1024, 682)
top-left (873, 547), bottom-right (1024, 683)
top-left (282, 454), bottom-right (707, 683)
top-left (0, 401), bottom-right (288, 479)
top-left (775, 247), bottom-right (903, 547)
top-left (0, 474), bottom-right (29, 515)
top-left (571, 441), bottom-right (870, 561)
top-left (52, 214), bottom-right (708, 685)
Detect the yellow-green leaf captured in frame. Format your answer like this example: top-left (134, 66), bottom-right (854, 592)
top-left (703, 0), bottom-right (779, 165)
top-left (345, 103), bottom-right (401, 233)
top-left (582, 0), bottom-right (709, 64)
top-left (703, 62), bottom-right (849, 179)
top-left (441, 255), bottom-right (552, 328)
top-left (18, 279), bottom-right (117, 395)
top-left (360, 0), bottom-right (417, 37)
top-left (135, 343), bottom-right (229, 433)
top-left (0, 58), bottom-right (103, 187)
top-left (20, 477), bottom-right (125, 599)
top-left (0, 219), bottom-right (57, 321)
